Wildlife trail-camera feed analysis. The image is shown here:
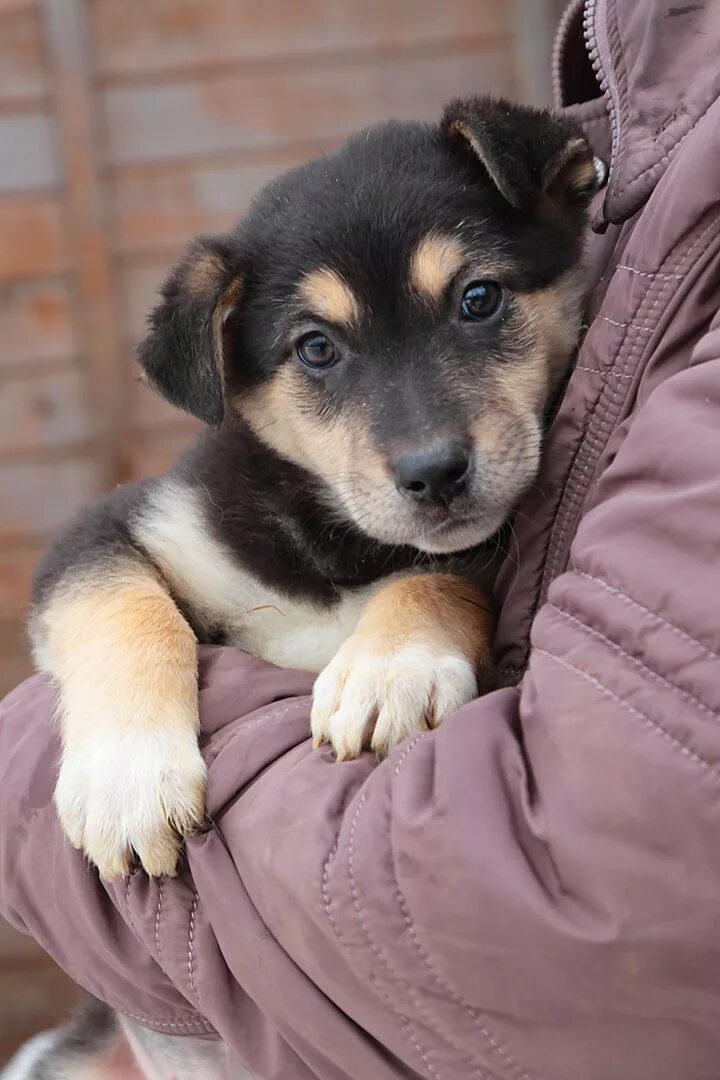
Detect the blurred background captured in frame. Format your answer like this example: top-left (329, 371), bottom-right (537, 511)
top-left (0, 0), bottom-right (566, 1064)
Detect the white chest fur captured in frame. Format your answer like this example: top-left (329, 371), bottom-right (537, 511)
top-left (133, 481), bottom-right (381, 674)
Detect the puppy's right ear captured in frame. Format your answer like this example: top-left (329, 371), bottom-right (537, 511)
top-left (441, 96), bottom-right (600, 213)
top-left (137, 236), bottom-right (244, 426)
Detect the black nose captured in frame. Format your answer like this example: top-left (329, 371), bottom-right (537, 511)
top-left (394, 441), bottom-right (471, 506)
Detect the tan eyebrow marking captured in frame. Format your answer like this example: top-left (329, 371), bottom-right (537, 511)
top-left (299, 268), bottom-right (361, 327)
top-left (409, 233), bottom-right (465, 300)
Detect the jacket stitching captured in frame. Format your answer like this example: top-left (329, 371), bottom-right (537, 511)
top-left (154, 877), bottom-right (165, 966)
top-left (617, 94), bottom-right (717, 196)
top-left (124, 874), bottom-right (138, 937)
top-left (557, 214), bottom-right (718, 579)
top-left (121, 1009), bottom-right (215, 1032)
top-left (535, 648), bottom-right (716, 774)
top-left (574, 366), bottom-right (633, 378)
top-left (551, 255), bottom-right (671, 570)
top-left (187, 890), bottom-right (200, 1006)
top-left (576, 571), bottom-right (720, 664)
top-left (322, 780), bottom-right (444, 1080)
top-left (616, 264), bottom-right (683, 281)
top-left (388, 742), bottom-right (533, 1080)
top-left (390, 884), bottom-right (531, 1080)
top-left (206, 699), bottom-right (310, 764)
top-left (542, 282), bottom-right (643, 588)
top-left (351, 786), bottom-right (446, 1080)
top-left (356, 736), bottom-right (529, 1080)
top-left (595, 314), bottom-right (652, 332)
top-left (542, 214), bottom-right (719, 595)
top-left (548, 603), bottom-right (718, 719)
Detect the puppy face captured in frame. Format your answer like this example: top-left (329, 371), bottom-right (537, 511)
top-left (139, 97), bottom-right (598, 553)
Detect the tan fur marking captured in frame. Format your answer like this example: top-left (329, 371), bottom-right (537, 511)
top-left (239, 364), bottom-right (385, 484)
top-left (545, 136), bottom-right (595, 195)
top-left (311, 573), bottom-right (492, 759)
top-left (212, 275), bottom-right (244, 368)
top-left (34, 563), bottom-right (204, 878)
top-left (352, 573), bottom-right (493, 667)
top-left (299, 267), bottom-right (361, 327)
top-left (410, 234), bottom-right (465, 300)
top-left (185, 249), bottom-right (227, 299)
top-left (488, 268), bottom-right (582, 418)
top-left (472, 269), bottom-right (582, 469)
top-left (38, 568), bottom-right (197, 732)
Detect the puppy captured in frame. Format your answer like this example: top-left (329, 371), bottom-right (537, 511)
top-left (29, 96), bottom-right (598, 882)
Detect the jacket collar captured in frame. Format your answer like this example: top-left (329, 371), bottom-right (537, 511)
top-left (554, 0), bottom-right (720, 229)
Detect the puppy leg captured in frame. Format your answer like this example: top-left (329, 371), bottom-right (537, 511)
top-left (32, 561), bottom-right (205, 879)
top-left (311, 574), bottom-right (493, 759)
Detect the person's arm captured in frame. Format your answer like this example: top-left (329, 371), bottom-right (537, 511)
top-left (3, 326), bottom-right (720, 1080)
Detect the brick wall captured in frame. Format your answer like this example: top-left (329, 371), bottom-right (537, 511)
top-left (0, 0), bottom-right (565, 1063)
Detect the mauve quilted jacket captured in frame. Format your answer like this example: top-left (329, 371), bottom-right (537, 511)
top-left (2, 1), bottom-right (720, 1077)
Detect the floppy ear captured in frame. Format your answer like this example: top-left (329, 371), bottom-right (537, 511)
top-left (441, 96), bottom-right (600, 212)
top-left (137, 236), bottom-right (244, 425)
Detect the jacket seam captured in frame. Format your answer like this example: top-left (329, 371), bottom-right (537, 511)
top-left (541, 213), bottom-right (720, 598)
top-left (154, 877), bottom-right (165, 966)
top-left (187, 889), bottom-right (200, 1006)
top-left (534, 648), bottom-right (719, 777)
top-left (120, 1009), bottom-right (215, 1033)
top-left (385, 745), bottom-right (534, 1080)
top-left (574, 366), bottom-right (633, 378)
top-left (576, 571), bottom-right (720, 663)
top-left (544, 261), bottom-right (665, 586)
top-left (616, 93), bottom-right (718, 197)
top-left (616, 264), bottom-right (683, 281)
top-left (548, 603), bottom-right (718, 719)
top-left (389, 871), bottom-right (532, 1080)
top-left (322, 773), bottom-right (443, 1080)
top-left (205, 699), bottom-right (310, 766)
top-left (350, 735), bottom-right (531, 1080)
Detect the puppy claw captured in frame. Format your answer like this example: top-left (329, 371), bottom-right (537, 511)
top-left (312, 638), bottom-right (477, 761)
top-left (56, 726), bottom-right (206, 880)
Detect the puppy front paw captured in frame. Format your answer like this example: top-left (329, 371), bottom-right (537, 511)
top-left (55, 727), bottom-right (207, 879)
top-left (311, 635), bottom-right (477, 760)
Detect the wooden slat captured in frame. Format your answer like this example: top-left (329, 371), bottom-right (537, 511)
top-left (43, 0), bottom-right (128, 488)
top-left (0, 7), bottom-right (48, 104)
top-left (0, 279), bottom-right (75, 367)
top-left (0, 113), bottom-right (60, 193)
top-left (0, 544), bottom-right (43, 622)
top-left (0, 0), bottom-right (36, 13)
top-left (0, 195), bottom-right (66, 282)
top-left (511, 0), bottom-right (561, 106)
top-left (103, 49), bottom-right (513, 165)
top-left (0, 367), bottom-right (91, 454)
top-left (0, 457), bottom-right (99, 538)
top-left (112, 151), bottom-right (312, 255)
top-left (91, 0), bottom-right (508, 79)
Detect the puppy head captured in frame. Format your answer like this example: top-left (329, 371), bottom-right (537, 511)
top-left (138, 96), bottom-right (599, 553)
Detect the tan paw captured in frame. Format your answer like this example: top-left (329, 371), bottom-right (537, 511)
top-left (55, 727), bottom-right (207, 879)
top-left (311, 637), bottom-right (477, 760)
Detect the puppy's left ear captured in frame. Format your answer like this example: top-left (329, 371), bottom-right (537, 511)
top-left (441, 96), bottom-right (601, 212)
top-left (137, 236), bottom-right (244, 426)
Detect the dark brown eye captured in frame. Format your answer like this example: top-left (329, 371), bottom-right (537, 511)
top-left (460, 281), bottom-right (503, 321)
top-left (296, 332), bottom-right (338, 369)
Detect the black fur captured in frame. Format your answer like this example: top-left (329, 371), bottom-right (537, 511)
top-left (441, 95), bottom-right (597, 210)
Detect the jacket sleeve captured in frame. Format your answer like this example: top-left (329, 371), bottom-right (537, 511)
top-left (2, 326), bottom-right (720, 1080)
